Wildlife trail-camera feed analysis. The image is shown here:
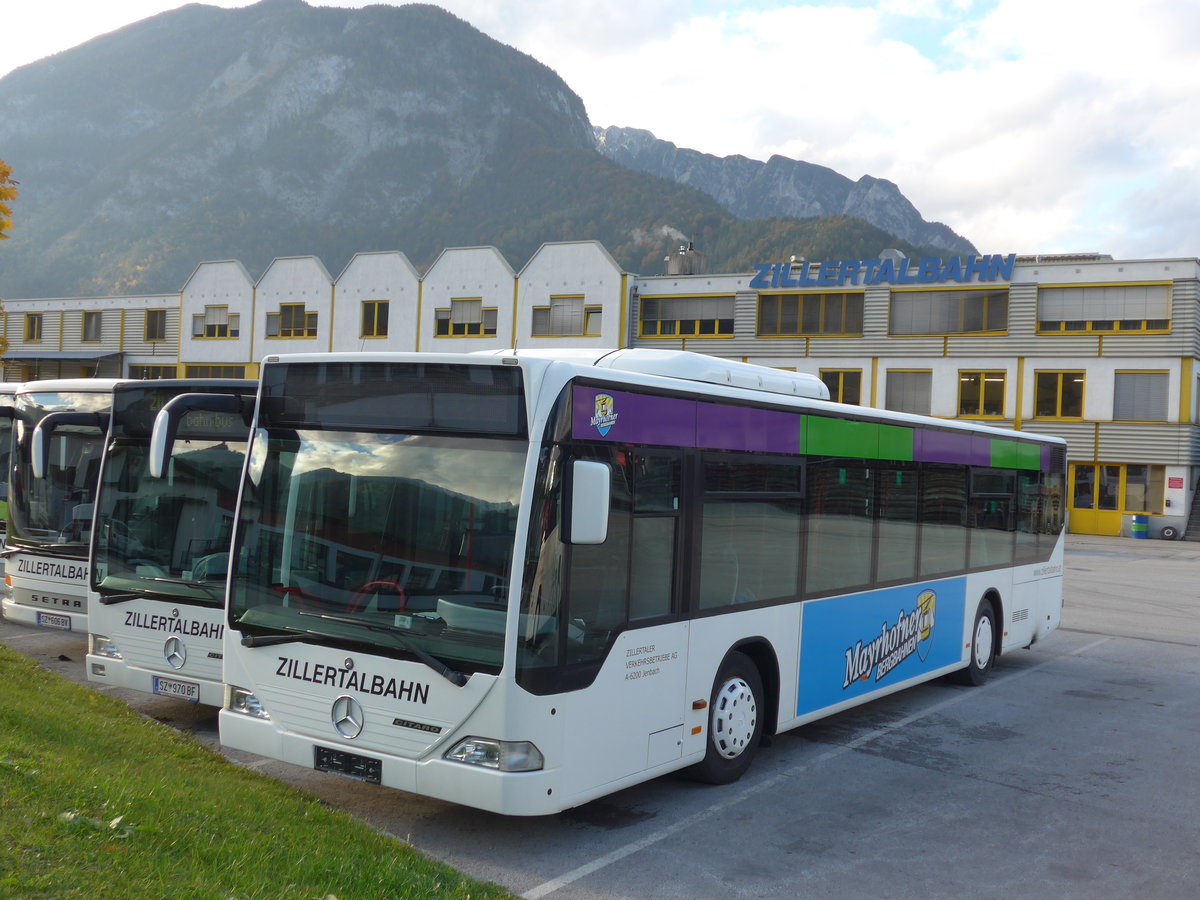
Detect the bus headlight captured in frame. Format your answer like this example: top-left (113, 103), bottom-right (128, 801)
top-left (88, 634), bottom-right (123, 660)
top-left (444, 737), bottom-right (544, 772)
top-left (225, 685), bottom-right (270, 720)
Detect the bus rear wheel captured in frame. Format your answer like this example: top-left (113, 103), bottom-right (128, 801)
top-left (687, 651), bottom-right (764, 785)
top-left (954, 598), bottom-right (997, 686)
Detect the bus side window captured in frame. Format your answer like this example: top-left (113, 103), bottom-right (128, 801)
top-left (565, 448), bottom-right (632, 664)
top-left (699, 454), bottom-right (803, 608)
top-left (805, 460), bottom-right (873, 596)
top-left (628, 452), bottom-right (679, 621)
top-left (920, 465), bottom-right (968, 578)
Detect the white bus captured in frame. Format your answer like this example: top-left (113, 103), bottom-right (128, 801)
top-left (2, 379), bottom-right (120, 631)
top-left (155, 350), bottom-right (1065, 815)
top-left (86, 379), bottom-right (255, 705)
top-left (0, 382), bottom-right (23, 548)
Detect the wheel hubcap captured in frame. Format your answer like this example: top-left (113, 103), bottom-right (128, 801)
top-left (711, 676), bottom-right (757, 759)
top-left (973, 614), bottom-right (994, 670)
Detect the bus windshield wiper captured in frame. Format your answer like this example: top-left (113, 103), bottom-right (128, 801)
top-left (145, 576), bottom-right (224, 599)
top-left (294, 609), bottom-right (469, 687)
top-left (239, 625), bottom-right (339, 648)
top-left (97, 591), bottom-right (143, 605)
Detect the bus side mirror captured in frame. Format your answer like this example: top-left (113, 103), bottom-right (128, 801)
top-left (31, 411), bottom-right (108, 480)
top-left (566, 460), bottom-right (610, 545)
top-left (149, 392), bottom-right (254, 479)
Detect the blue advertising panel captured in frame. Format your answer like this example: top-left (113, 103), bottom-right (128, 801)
top-left (797, 577), bottom-right (967, 716)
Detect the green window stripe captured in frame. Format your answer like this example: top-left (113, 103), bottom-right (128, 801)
top-left (990, 438), bottom-right (1042, 470)
top-left (1016, 441), bottom-right (1043, 471)
top-left (803, 417), bottom-right (914, 461)
top-left (990, 439), bottom-right (1019, 469)
top-left (878, 423), bottom-right (914, 461)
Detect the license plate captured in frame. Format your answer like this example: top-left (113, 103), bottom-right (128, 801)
top-left (152, 675), bottom-right (200, 703)
top-left (314, 746), bottom-right (382, 784)
top-left (36, 612), bottom-right (71, 630)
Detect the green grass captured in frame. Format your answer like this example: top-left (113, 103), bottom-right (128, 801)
top-left (0, 644), bottom-right (514, 900)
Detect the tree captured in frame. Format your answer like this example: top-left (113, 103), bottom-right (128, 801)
top-left (0, 159), bottom-right (16, 240)
top-left (0, 159), bottom-right (15, 358)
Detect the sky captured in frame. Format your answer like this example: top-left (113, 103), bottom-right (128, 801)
top-left (6, 0), bottom-right (1200, 259)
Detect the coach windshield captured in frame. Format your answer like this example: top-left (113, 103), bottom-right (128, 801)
top-left (228, 360), bottom-right (527, 674)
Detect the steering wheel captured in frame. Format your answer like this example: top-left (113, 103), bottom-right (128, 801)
top-left (349, 579), bottom-right (407, 613)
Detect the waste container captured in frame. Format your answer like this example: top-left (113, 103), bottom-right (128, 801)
top-left (1131, 514), bottom-right (1148, 539)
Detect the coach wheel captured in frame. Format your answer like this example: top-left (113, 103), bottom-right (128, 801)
top-left (1160, 526), bottom-right (1179, 540)
top-left (687, 651), bottom-right (764, 785)
top-left (954, 598), bottom-right (997, 686)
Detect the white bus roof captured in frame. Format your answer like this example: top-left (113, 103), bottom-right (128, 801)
top-left (474, 348), bottom-right (831, 401)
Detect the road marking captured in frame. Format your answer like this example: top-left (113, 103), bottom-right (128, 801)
top-left (521, 636), bottom-right (1111, 899)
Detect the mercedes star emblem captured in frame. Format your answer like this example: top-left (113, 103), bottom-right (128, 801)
top-left (331, 694), bottom-right (364, 739)
top-left (163, 636), bottom-right (187, 669)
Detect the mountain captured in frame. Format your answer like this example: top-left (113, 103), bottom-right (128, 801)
top-left (0, 0), bottom-right (970, 298)
top-left (595, 126), bottom-right (976, 256)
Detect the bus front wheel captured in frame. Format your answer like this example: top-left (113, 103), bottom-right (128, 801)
top-left (687, 651), bottom-right (764, 785)
top-left (954, 598), bottom-right (997, 686)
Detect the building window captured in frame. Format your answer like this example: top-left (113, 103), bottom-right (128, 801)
top-left (129, 365), bottom-right (177, 379)
top-left (1073, 463), bottom-right (1165, 515)
top-left (1034, 371), bottom-right (1085, 419)
top-left (145, 309), bottom-right (167, 342)
top-left (958, 370), bottom-right (1006, 417)
top-left (820, 369), bottom-right (862, 404)
top-left (82, 311), bottom-right (103, 343)
top-left (434, 298), bottom-right (497, 337)
top-left (639, 295), bottom-right (734, 337)
top-left (266, 304), bottom-right (317, 338)
top-left (186, 365), bottom-right (247, 379)
top-left (1124, 465), bottom-right (1166, 513)
top-left (24, 313), bottom-right (43, 343)
top-left (531, 295), bottom-right (602, 336)
top-left (1038, 284), bottom-right (1170, 333)
top-left (192, 306), bottom-right (240, 339)
top-left (758, 292), bottom-right (864, 335)
top-left (890, 288), bottom-right (1008, 335)
top-left (885, 370), bottom-right (932, 415)
top-left (360, 301), bottom-right (389, 338)
top-left (1113, 372), bottom-right (1168, 421)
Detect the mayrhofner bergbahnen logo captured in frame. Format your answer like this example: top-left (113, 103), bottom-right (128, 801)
top-left (590, 393), bottom-right (618, 436)
top-left (842, 590), bottom-right (936, 688)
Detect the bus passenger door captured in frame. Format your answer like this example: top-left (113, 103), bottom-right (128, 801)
top-left (560, 449), bottom-right (690, 790)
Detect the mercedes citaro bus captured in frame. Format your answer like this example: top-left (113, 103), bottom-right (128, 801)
top-left (151, 349), bottom-right (1065, 815)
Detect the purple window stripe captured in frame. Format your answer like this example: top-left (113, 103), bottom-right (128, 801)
top-left (572, 387), bottom-right (800, 453)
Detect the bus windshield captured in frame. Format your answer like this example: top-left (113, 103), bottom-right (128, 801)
top-left (229, 428), bottom-right (525, 672)
top-left (92, 431), bottom-right (248, 606)
top-left (9, 390), bottom-right (111, 549)
top-left (0, 394), bottom-right (15, 524)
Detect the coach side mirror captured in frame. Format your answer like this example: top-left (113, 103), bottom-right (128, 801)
top-left (31, 411), bottom-right (108, 480)
top-left (566, 460), bottom-right (610, 545)
top-left (149, 392), bottom-right (253, 479)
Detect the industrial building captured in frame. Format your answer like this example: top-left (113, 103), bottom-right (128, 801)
top-left (3, 242), bottom-right (1197, 538)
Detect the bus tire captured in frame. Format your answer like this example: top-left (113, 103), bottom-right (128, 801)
top-left (687, 651), bottom-right (764, 785)
top-left (954, 598), bottom-right (997, 686)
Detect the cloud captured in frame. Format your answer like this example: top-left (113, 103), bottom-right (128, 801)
top-left (441, 0), bottom-right (1200, 256)
top-left (9, 0), bottom-right (1200, 258)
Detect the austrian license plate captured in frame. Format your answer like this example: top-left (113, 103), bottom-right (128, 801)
top-left (314, 745), bottom-right (382, 784)
top-left (152, 675), bottom-right (200, 703)
top-left (36, 611), bottom-right (71, 630)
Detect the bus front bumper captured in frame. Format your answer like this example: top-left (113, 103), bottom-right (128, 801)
top-left (218, 708), bottom-right (565, 816)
